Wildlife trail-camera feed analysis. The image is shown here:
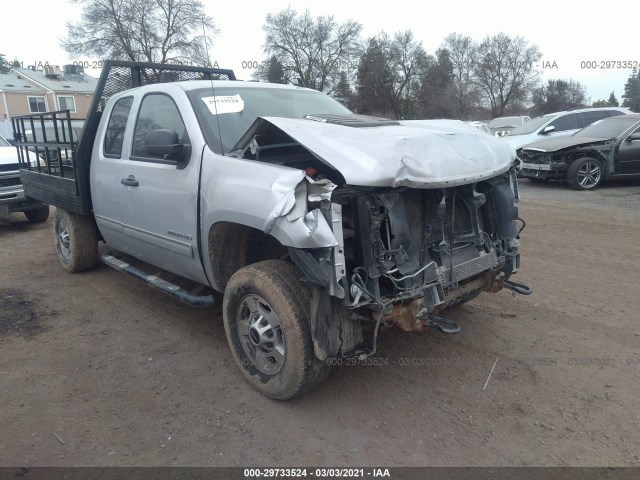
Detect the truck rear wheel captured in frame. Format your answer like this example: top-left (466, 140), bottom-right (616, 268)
top-left (222, 260), bottom-right (330, 399)
top-left (24, 204), bottom-right (50, 223)
top-left (54, 208), bottom-right (98, 272)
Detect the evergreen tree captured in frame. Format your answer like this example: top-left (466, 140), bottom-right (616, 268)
top-left (0, 54), bottom-right (11, 74)
top-left (355, 39), bottom-right (396, 117)
top-left (622, 68), bottom-right (640, 111)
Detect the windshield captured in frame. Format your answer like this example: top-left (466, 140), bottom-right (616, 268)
top-left (574, 117), bottom-right (639, 139)
top-left (508, 115), bottom-right (554, 136)
top-left (489, 117), bottom-right (522, 128)
top-left (189, 86), bottom-right (351, 153)
top-left (0, 136), bottom-right (9, 147)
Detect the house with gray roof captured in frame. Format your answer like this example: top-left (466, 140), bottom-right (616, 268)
top-left (0, 65), bottom-right (98, 138)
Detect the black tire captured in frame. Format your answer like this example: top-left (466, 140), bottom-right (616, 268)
top-left (24, 204), bottom-right (50, 223)
top-left (567, 157), bottom-right (603, 190)
top-left (53, 208), bottom-right (98, 272)
top-left (223, 260), bottom-right (330, 399)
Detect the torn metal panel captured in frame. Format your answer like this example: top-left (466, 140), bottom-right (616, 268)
top-left (306, 177), bottom-right (336, 202)
top-left (200, 151), bottom-right (337, 249)
top-left (282, 180), bottom-right (307, 223)
top-left (282, 176), bottom-right (336, 223)
top-left (269, 209), bottom-right (338, 249)
top-left (262, 170), bottom-right (307, 233)
top-left (264, 176), bottom-right (339, 248)
top-left (235, 117), bottom-right (516, 188)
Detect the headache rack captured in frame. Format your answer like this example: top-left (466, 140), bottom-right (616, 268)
top-left (12, 60), bottom-right (236, 215)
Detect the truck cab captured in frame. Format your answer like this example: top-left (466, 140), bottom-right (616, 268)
top-left (91, 83), bottom-right (208, 284)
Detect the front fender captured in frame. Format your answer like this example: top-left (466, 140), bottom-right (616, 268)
top-left (199, 148), bottom-right (338, 286)
top-left (570, 148), bottom-right (612, 174)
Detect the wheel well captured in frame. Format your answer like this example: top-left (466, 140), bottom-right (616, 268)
top-left (568, 152), bottom-right (607, 172)
top-left (208, 222), bottom-right (287, 292)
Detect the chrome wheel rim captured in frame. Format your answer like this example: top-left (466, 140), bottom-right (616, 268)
top-left (577, 161), bottom-right (601, 189)
top-left (55, 217), bottom-right (71, 261)
top-left (236, 294), bottom-right (285, 375)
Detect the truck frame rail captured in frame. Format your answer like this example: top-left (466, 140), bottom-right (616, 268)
top-left (12, 61), bottom-right (236, 215)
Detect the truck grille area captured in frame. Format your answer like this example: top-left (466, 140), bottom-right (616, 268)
top-left (435, 250), bottom-right (498, 284)
top-left (401, 189), bottom-right (475, 260)
top-left (341, 172), bottom-right (518, 308)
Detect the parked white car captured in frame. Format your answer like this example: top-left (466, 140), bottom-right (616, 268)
top-left (466, 121), bottom-right (492, 135)
top-left (488, 116), bottom-right (531, 137)
top-left (0, 134), bottom-right (49, 221)
top-left (504, 107), bottom-right (633, 151)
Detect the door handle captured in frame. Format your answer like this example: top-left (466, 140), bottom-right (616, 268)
top-left (121, 175), bottom-right (139, 187)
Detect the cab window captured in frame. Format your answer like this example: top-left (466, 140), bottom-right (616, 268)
top-left (131, 94), bottom-right (187, 160)
top-left (103, 97), bottom-right (133, 158)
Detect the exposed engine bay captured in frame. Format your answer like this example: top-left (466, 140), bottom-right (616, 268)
top-left (231, 115), bottom-right (530, 360)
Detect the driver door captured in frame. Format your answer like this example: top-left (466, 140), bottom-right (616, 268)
top-left (118, 92), bottom-right (205, 283)
top-left (616, 127), bottom-right (640, 174)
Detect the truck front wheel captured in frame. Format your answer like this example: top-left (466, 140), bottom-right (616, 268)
top-left (54, 208), bottom-right (98, 272)
top-left (222, 260), bottom-right (330, 399)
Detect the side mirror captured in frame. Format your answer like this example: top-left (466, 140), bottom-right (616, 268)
top-left (540, 125), bottom-right (555, 134)
top-left (626, 132), bottom-right (640, 142)
top-left (144, 128), bottom-right (191, 162)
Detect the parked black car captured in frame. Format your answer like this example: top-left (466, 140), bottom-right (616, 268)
top-left (519, 114), bottom-right (640, 190)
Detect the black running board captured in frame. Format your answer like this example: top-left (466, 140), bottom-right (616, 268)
top-left (101, 253), bottom-right (215, 308)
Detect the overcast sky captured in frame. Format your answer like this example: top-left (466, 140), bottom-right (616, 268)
top-left (1, 0), bottom-right (635, 110)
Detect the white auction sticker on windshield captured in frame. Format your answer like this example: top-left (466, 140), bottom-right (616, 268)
top-left (201, 94), bottom-right (244, 115)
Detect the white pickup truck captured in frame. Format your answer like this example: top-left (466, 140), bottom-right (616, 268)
top-left (0, 134), bottom-right (49, 222)
top-left (15, 61), bottom-right (531, 399)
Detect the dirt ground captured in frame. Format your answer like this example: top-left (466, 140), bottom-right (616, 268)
top-left (1, 178), bottom-right (640, 467)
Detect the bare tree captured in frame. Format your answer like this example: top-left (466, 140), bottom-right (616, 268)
top-left (388, 31), bottom-right (425, 107)
top-left (532, 79), bottom-right (587, 114)
top-left (441, 33), bottom-right (480, 119)
top-left (61, 0), bottom-right (218, 65)
top-left (261, 8), bottom-right (362, 92)
top-left (474, 33), bottom-right (542, 117)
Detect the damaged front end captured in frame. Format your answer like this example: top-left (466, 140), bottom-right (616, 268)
top-left (234, 116), bottom-right (531, 361)
top-left (283, 170), bottom-right (525, 358)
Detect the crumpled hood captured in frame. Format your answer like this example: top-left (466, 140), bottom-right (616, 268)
top-left (238, 117), bottom-right (516, 188)
top-left (522, 136), bottom-right (610, 153)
